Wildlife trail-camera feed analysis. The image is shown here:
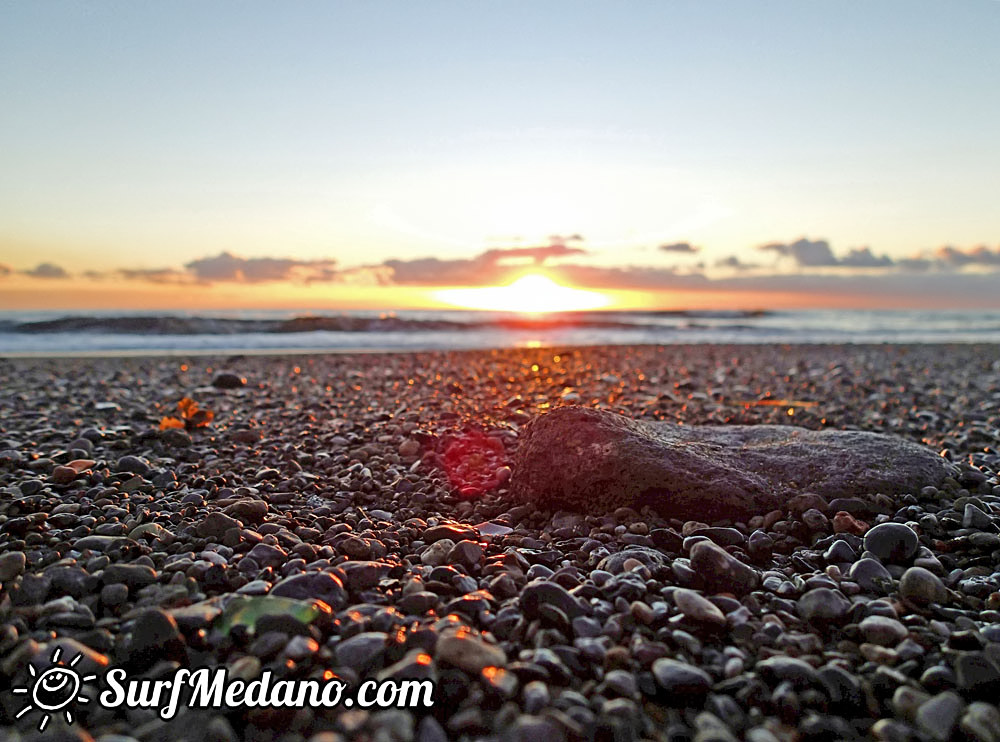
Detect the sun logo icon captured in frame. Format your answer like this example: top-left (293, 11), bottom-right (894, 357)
top-left (12, 646), bottom-right (97, 732)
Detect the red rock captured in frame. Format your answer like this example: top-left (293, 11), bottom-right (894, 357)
top-left (833, 511), bottom-right (869, 535)
top-left (52, 465), bottom-right (80, 484)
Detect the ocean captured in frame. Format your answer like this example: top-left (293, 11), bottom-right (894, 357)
top-left (1, 309), bottom-right (999, 356)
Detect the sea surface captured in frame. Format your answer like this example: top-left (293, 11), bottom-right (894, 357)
top-left (1, 309), bottom-right (999, 356)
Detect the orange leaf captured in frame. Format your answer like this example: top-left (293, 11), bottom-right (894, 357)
top-left (177, 397), bottom-right (199, 419)
top-left (160, 416), bottom-right (185, 430)
top-left (186, 409), bottom-right (214, 429)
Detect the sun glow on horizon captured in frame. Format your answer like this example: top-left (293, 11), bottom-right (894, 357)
top-left (434, 274), bottom-right (610, 313)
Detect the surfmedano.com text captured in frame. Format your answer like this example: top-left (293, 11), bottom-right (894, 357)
top-left (99, 667), bottom-right (435, 721)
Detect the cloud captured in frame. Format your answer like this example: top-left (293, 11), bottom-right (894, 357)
top-left (549, 264), bottom-right (709, 290)
top-left (384, 241), bottom-right (588, 286)
top-left (480, 242), bottom-right (587, 264)
top-left (758, 238), bottom-right (838, 266)
top-left (383, 256), bottom-right (498, 286)
top-left (22, 262), bottom-right (69, 279)
top-left (183, 252), bottom-right (339, 283)
top-left (757, 238), bottom-right (903, 270)
top-left (659, 242), bottom-right (700, 254)
top-left (934, 245), bottom-right (1000, 267)
top-left (715, 255), bottom-right (759, 271)
top-left (118, 267), bottom-right (201, 285)
top-left (838, 247), bottom-right (895, 268)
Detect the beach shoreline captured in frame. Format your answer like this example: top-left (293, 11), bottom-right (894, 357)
top-left (1, 343), bottom-right (999, 741)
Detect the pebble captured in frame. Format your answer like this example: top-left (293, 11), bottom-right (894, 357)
top-left (797, 587), bottom-right (851, 623)
top-left (246, 542), bottom-right (287, 567)
top-left (757, 658), bottom-right (817, 693)
top-left (197, 511), bottom-right (242, 539)
top-left (102, 563), bottom-right (157, 589)
top-left (222, 499), bottom-right (269, 523)
top-left (689, 541), bottom-right (760, 595)
top-left (960, 702), bottom-right (1000, 742)
top-left (899, 566), bottom-right (949, 605)
top-left (687, 526), bottom-right (745, 547)
top-left (436, 630), bottom-right (506, 673)
top-left (212, 372), bottom-right (246, 389)
top-left (916, 691), bottom-right (966, 742)
top-left (651, 658), bottom-right (713, 700)
top-left (521, 580), bottom-right (590, 620)
top-left (115, 454), bottom-right (151, 476)
top-left (420, 538), bottom-right (455, 566)
top-left (672, 587), bottom-right (727, 629)
top-left (963, 503), bottom-right (994, 530)
top-left (0, 550), bottom-right (26, 581)
top-left (447, 539), bottom-right (483, 569)
top-left (849, 557), bottom-right (894, 593)
top-left (859, 615), bottom-right (908, 646)
top-left (863, 522), bottom-right (920, 563)
top-left (269, 571), bottom-right (347, 610)
top-left (124, 608), bottom-right (187, 670)
top-left (335, 632), bottom-right (388, 673)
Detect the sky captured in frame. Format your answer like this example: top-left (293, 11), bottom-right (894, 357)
top-left (1, 0), bottom-right (999, 311)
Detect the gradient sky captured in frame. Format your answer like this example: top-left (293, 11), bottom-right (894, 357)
top-left (2, 1), bottom-right (999, 310)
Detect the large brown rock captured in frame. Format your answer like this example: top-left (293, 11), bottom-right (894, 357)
top-left (511, 406), bottom-right (953, 520)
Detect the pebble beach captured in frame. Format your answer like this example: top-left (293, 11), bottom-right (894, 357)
top-left (2, 343), bottom-right (1000, 742)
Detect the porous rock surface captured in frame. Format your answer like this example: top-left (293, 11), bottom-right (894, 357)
top-left (511, 406), bottom-right (952, 519)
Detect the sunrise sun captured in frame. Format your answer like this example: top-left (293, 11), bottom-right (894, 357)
top-left (434, 274), bottom-right (610, 313)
